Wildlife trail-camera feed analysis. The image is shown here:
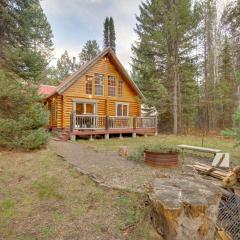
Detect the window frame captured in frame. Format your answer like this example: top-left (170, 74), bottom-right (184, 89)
top-left (95, 73), bottom-right (104, 96)
top-left (118, 80), bottom-right (124, 97)
top-left (116, 102), bottom-right (129, 117)
top-left (108, 76), bottom-right (116, 97)
top-left (86, 75), bottom-right (93, 95)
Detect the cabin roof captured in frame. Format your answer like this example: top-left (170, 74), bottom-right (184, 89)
top-left (45, 48), bottom-right (144, 99)
top-left (39, 85), bottom-right (57, 97)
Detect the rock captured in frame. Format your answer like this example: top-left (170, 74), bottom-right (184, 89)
top-left (118, 146), bottom-right (128, 157)
top-left (148, 176), bottom-right (221, 240)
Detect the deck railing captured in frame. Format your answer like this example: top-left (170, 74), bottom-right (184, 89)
top-left (75, 115), bottom-right (105, 130)
top-left (71, 114), bottom-right (157, 131)
top-left (108, 116), bottom-right (132, 129)
top-left (136, 117), bottom-right (157, 129)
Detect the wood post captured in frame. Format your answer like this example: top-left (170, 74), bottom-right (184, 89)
top-left (70, 112), bottom-right (74, 133)
top-left (155, 116), bottom-right (158, 135)
top-left (132, 116), bottom-right (136, 138)
top-left (105, 115), bottom-right (109, 130)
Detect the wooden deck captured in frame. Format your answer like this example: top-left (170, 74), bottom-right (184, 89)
top-left (70, 114), bottom-right (157, 138)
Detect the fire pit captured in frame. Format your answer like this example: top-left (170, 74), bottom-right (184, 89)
top-left (144, 150), bottom-right (179, 167)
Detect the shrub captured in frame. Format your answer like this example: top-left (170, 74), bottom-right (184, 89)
top-left (222, 109), bottom-right (240, 147)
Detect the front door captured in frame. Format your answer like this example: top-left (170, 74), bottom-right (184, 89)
top-left (75, 102), bottom-right (96, 115)
top-left (73, 101), bottom-right (97, 129)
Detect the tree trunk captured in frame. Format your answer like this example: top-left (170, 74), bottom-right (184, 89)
top-left (173, 64), bottom-right (178, 134)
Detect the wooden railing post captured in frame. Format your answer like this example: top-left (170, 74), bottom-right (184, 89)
top-left (70, 112), bottom-right (74, 133)
top-left (105, 115), bottom-right (109, 130)
top-left (133, 117), bottom-right (136, 130)
top-left (105, 115), bottom-right (109, 140)
top-left (155, 116), bottom-right (158, 135)
top-left (132, 116), bottom-right (137, 138)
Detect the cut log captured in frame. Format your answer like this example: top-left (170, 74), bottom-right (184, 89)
top-left (192, 163), bottom-right (228, 180)
top-left (148, 177), bottom-right (221, 240)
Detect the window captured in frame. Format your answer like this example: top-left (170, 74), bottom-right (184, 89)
top-left (95, 74), bottom-right (104, 96)
top-left (116, 103), bottom-right (128, 116)
top-left (86, 76), bottom-right (92, 95)
top-left (108, 76), bottom-right (116, 96)
top-left (118, 80), bottom-right (124, 97)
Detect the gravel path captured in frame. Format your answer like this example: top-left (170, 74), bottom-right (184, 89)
top-left (49, 140), bottom-right (193, 192)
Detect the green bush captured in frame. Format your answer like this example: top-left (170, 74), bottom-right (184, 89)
top-left (222, 109), bottom-right (240, 146)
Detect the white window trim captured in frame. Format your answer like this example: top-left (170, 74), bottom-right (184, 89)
top-left (95, 74), bottom-right (104, 96)
top-left (115, 102), bottom-right (129, 116)
top-left (72, 100), bottom-right (97, 115)
top-left (108, 76), bottom-right (116, 97)
top-left (86, 75), bottom-right (93, 95)
top-left (118, 80), bottom-right (124, 97)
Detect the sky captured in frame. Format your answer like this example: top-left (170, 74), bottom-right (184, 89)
top-left (40, 0), bottom-right (230, 72)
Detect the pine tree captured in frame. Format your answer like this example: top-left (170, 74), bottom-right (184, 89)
top-left (47, 50), bottom-right (73, 84)
top-left (132, 0), bottom-right (201, 133)
top-left (200, 0), bottom-right (218, 131)
top-left (109, 17), bottom-right (116, 52)
top-left (218, 38), bottom-right (236, 128)
top-left (79, 40), bottom-right (100, 65)
top-left (103, 17), bottom-right (110, 49)
top-left (221, 1), bottom-right (240, 116)
top-left (103, 16), bottom-right (116, 52)
top-left (0, 0), bottom-right (53, 150)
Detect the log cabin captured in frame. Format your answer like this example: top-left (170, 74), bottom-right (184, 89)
top-left (39, 48), bottom-right (157, 140)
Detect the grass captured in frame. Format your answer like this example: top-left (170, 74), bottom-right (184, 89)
top-left (79, 134), bottom-right (240, 165)
top-left (0, 149), bottom-right (160, 240)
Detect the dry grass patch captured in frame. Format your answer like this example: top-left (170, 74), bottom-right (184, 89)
top-left (0, 149), bottom-right (160, 240)
top-left (78, 134), bottom-right (240, 165)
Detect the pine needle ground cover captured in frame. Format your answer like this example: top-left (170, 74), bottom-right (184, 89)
top-left (79, 134), bottom-right (240, 165)
top-left (0, 149), bottom-right (160, 240)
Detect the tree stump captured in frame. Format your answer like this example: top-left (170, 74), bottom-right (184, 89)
top-left (118, 146), bottom-right (128, 157)
top-left (148, 177), bottom-right (221, 240)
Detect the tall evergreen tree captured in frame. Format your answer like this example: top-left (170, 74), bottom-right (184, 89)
top-left (0, 0), bottom-right (53, 149)
top-left (109, 17), bottom-right (116, 52)
top-left (221, 0), bottom-right (240, 115)
top-left (79, 40), bottom-right (100, 65)
top-left (47, 50), bottom-right (73, 84)
top-left (103, 17), bottom-right (110, 49)
top-left (132, 0), bottom-right (201, 133)
top-left (218, 38), bottom-right (236, 128)
top-left (200, 0), bottom-right (218, 131)
top-left (103, 16), bottom-right (116, 52)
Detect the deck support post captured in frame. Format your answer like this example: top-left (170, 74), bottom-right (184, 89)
top-left (144, 133), bottom-right (148, 137)
top-left (105, 133), bottom-right (109, 140)
top-left (119, 133), bottom-right (123, 139)
top-left (89, 135), bottom-right (94, 141)
top-left (132, 132), bottom-right (136, 138)
top-left (70, 134), bottom-right (76, 141)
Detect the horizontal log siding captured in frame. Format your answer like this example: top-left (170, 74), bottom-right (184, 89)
top-left (62, 56), bottom-right (141, 128)
top-left (56, 95), bottom-right (63, 128)
top-left (48, 95), bottom-right (57, 128)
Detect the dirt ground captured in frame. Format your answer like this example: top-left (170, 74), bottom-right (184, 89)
top-left (49, 140), bottom-right (210, 192)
